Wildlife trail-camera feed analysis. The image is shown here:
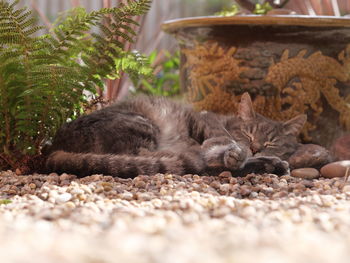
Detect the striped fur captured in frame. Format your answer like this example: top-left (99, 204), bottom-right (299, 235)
top-left (45, 93), bottom-right (330, 178)
top-left (46, 151), bottom-right (197, 178)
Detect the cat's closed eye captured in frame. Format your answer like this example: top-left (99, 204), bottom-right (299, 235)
top-left (264, 141), bottom-right (277, 148)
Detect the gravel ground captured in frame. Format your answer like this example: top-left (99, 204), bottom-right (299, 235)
top-left (1, 170), bottom-right (350, 263)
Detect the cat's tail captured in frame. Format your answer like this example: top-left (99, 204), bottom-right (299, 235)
top-left (46, 150), bottom-right (204, 178)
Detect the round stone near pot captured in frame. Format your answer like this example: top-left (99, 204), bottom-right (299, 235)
top-left (320, 161), bottom-right (350, 178)
top-left (291, 168), bottom-right (320, 180)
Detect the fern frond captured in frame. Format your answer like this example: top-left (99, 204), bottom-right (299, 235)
top-left (0, 0), bottom-right (153, 171)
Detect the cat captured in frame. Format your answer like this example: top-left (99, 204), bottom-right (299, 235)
top-left (45, 93), bottom-right (332, 178)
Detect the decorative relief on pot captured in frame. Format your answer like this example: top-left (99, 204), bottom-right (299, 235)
top-left (182, 42), bottom-right (248, 114)
top-left (182, 41), bottom-right (350, 141)
top-left (265, 46), bottom-right (350, 140)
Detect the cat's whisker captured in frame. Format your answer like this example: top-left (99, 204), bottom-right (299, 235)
top-left (220, 125), bottom-right (234, 140)
top-left (341, 167), bottom-right (350, 189)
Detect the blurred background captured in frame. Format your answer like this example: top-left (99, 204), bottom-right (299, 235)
top-left (20, 0), bottom-right (350, 100)
top-left (23, 0), bottom-right (233, 54)
top-left (22, 0), bottom-right (350, 52)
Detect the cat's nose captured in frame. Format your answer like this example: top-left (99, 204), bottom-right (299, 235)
top-left (250, 143), bottom-right (261, 154)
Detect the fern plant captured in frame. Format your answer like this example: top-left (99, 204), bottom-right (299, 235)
top-left (0, 0), bottom-right (152, 172)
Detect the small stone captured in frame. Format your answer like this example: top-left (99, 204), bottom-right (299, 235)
top-left (249, 192), bottom-right (259, 198)
top-left (95, 186), bottom-right (104, 194)
top-left (136, 192), bottom-right (151, 201)
top-left (81, 185), bottom-right (93, 194)
top-left (342, 185), bottom-right (350, 192)
top-left (288, 144), bottom-right (332, 169)
top-left (272, 191), bottom-right (288, 198)
top-left (159, 187), bottom-right (167, 195)
top-left (49, 190), bottom-right (59, 198)
top-left (263, 177), bottom-right (273, 184)
top-left (210, 181), bottom-right (221, 189)
top-left (218, 171), bottom-right (232, 178)
top-left (101, 182), bottom-right (113, 192)
top-left (212, 207), bottom-right (230, 218)
top-left (220, 184), bottom-right (230, 193)
top-left (241, 206), bottom-right (256, 217)
top-left (29, 183), bottom-right (37, 189)
top-left (56, 193), bottom-right (72, 203)
top-left (291, 168), bottom-right (320, 179)
top-left (135, 180), bottom-right (146, 188)
top-left (70, 188), bottom-right (84, 195)
top-left (65, 201), bottom-right (76, 209)
top-left (90, 174), bottom-right (103, 181)
top-left (60, 180), bottom-right (71, 186)
top-left (40, 193), bottom-right (49, 200)
top-left (320, 160), bottom-right (350, 178)
top-left (193, 175), bottom-right (200, 180)
top-left (240, 186), bottom-right (251, 196)
top-left (190, 191), bottom-right (200, 198)
top-left (164, 174), bottom-right (173, 179)
top-left (77, 194), bottom-right (87, 201)
top-left (60, 173), bottom-right (71, 181)
top-left (119, 192), bottom-right (133, 201)
top-left (229, 177), bottom-right (238, 184)
top-left (151, 198), bottom-right (163, 208)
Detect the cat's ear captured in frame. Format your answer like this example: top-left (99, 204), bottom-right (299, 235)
top-left (283, 114), bottom-right (307, 136)
top-left (237, 92), bottom-right (256, 121)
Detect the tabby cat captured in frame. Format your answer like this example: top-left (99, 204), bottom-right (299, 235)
top-left (46, 93), bottom-right (331, 178)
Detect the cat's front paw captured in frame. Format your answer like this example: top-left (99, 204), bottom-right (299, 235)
top-left (223, 143), bottom-right (249, 170)
top-left (236, 156), bottom-right (290, 177)
top-left (257, 156), bottom-right (290, 176)
top-left (204, 140), bottom-right (248, 169)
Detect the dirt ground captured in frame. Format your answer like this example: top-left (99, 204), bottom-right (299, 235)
top-left (0, 170), bottom-right (350, 263)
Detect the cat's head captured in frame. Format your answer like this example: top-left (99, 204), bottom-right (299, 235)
top-left (236, 92), bottom-right (306, 159)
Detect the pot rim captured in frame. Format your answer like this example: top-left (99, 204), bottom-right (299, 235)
top-left (162, 15), bottom-right (350, 33)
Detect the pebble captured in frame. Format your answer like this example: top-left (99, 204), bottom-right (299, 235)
top-left (0, 165), bottom-right (349, 262)
top-left (70, 188), bottom-right (84, 195)
top-left (77, 194), bottom-right (87, 201)
top-left (320, 160), bottom-right (350, 178)
top-left (101, 182), bottom-right (113, 191)
top-left (59, 173), bottom-right (71, 181)
top-left (135, 180), bottom-right (146, 188)
top-left (210, 181), bottom-right (221, 189)
top-left (219, 184), bottom-right (230, 193)
top-left (29, 183), bottom-right (37, 189)
top-left (291, 168), bottom-right (320, 179)
top-left (136, 193), bottom-right (151, 201)
top-left (240, 186), bottom-right (251, 196)
top-left (218, 171), bottom-right (232, 178)
top-left (119, 192), bottom-right (134, 201)
top-left (56, 193), bottom-right (72, 204)
top-left (65, 201), bottom-right (76, 209)
top-left (342, 185), bottom-right (350, 193)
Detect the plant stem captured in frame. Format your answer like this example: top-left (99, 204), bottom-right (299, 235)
top-left (0, 153), bottom-right (16, 170)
